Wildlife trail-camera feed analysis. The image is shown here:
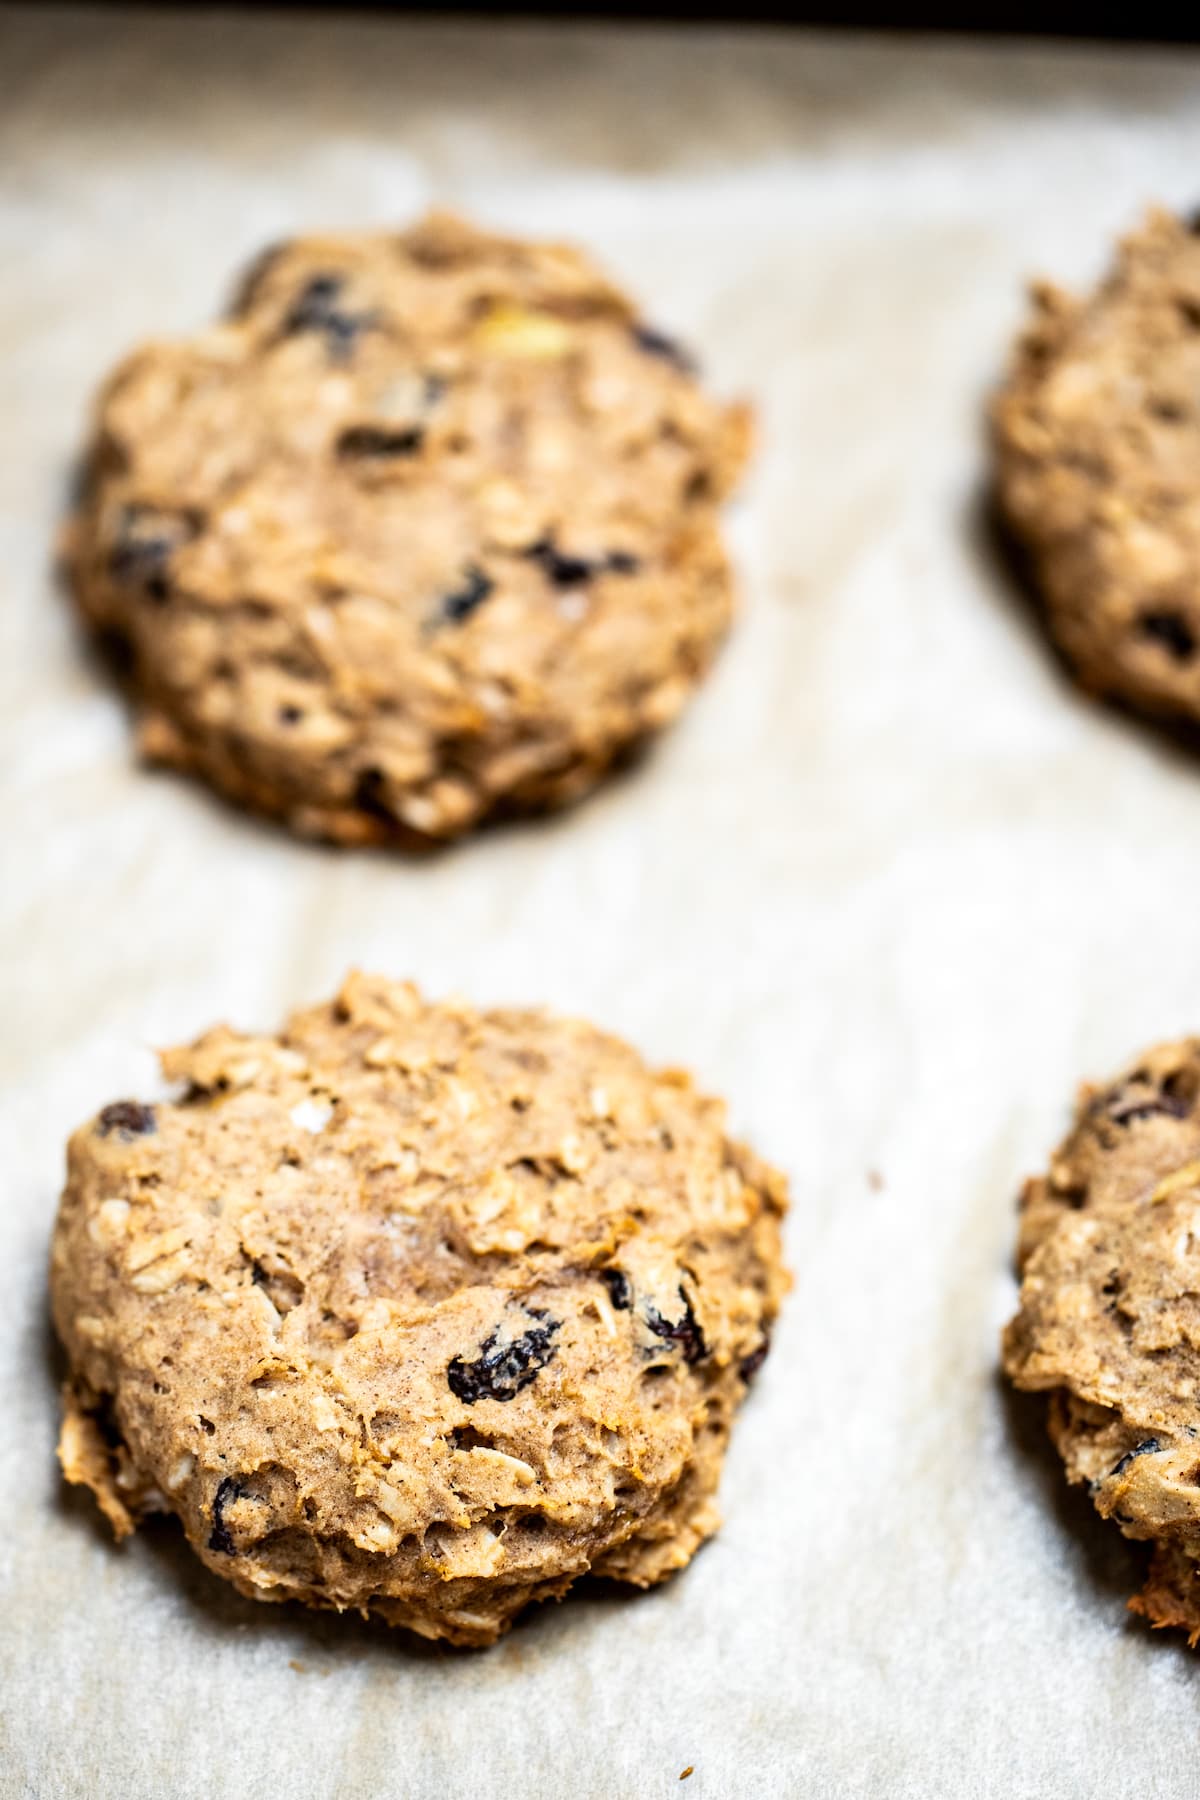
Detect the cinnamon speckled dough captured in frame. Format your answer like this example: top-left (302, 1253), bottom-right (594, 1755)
top-left (51, 974), bottom-right (788, 1646)
top-left (993, 208), bottom-right (1200, 729)
top-left (64, 213), bottom-right (751, 843)
top-left (1002, 1040), bottom-right (1200, 1643)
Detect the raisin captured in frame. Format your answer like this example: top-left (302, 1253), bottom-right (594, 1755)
top-left (739, 1331), bottom-right (771, 1383)
top-left (336, 425), bottom-right (424, 459)
top-left (1102, 1075), bottom-right (1193, 1127)
top-left (437, 565), bottom-right (494, 626)
top-left (448, 1310), bottom-right (560, 1404)
top-left (1139, 610), bottom-right (1196, 660)
top-left (282, 274), bottom-right (376, 361)
top-left (632, 323), bottom-right (698, 376)
top-left (527, 539), bottom-right (640, 586)
top-left (601, 1268), bottom-right (632, 1311)
top-left (109, 505), bottom-right (194, 601)
top-left (1109, 1437), bottom-right (1162, 1478)
top-left (96, 1100), bottom-right (157, 1139)
top-left (528, 540), bottom-right (595, 587)
top-left (207, 1476), bottom-right (243, 1555)
top-left (644, 1290), bottom-right (707, 1365)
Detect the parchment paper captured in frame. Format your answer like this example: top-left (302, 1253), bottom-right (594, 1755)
top-left (7, 8), bottom-right (1200, 1794)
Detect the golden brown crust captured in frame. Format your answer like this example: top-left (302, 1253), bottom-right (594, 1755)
top-left (1002, 1038), bottom-right (1200, 1642)
top-left (1130, 1540), bottom-right (1200, 1643)
top-left (50, 973), bottom-right (788, 1645)
top-left (65, 212), bottom-right (751, 844)
top-left (993, 208), bottom-right (1200, 726)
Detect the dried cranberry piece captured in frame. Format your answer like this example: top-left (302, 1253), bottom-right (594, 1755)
top-left (448, 1310), bottom-right (560, 1404)
top-left (96, 1101), bottom-right (157, 1139)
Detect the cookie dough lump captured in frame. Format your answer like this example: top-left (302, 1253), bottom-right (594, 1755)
top-left (51, 974), bottom-right (788, 1645)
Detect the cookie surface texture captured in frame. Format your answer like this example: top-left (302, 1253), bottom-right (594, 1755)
top-left (65, 213), bottom-right (751, 843)
top-left (1002, 1040), bottom-right (1200, 1642)
top-left (993, 207), bottom-right (1200, 729)
top-left (51, 973), bottom-right (788, 1645)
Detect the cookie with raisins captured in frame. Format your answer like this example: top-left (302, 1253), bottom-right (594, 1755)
top-left (992, 209), bottom-right (1200, 737)
top-left (51, 973), bottom-right (788, 1646)
top-left (64, 213), bottom-right (751, 844)
top-left (1003, 1038), bottom-right (1200, 1643)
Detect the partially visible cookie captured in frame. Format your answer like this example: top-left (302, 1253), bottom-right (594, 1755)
top-left (51, 973), bottom-right (788, 1645)
top-left (1002, 1040), bottom-right (1200, 1642)
top-left (993, 208), bottom-right (1200, 730)
top-left (65, 213), bottom-right (751, 844)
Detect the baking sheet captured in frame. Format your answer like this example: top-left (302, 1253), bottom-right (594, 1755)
top-left (6, 8), bottom-right (1200, 1795)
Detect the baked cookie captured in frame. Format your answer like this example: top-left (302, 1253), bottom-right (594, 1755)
top-left (64, 213), bottom-right (751, 844)
top-left (1002, 1039), bottom-right (1200, 1642)
top-left (993, 207), bottom-right (1200, 732)
top-left (51, 973), bottom-right (788, 1645)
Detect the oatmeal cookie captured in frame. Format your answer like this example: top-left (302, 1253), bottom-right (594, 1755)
top-left (993, 207), bottom-right (1200, 732)
top-left (64, 213), bottom-right (751, 843)
top-left (51, 973), bottom-right (788, 1645)
top-left (1003, 1039), bottom-right (1200, 1642)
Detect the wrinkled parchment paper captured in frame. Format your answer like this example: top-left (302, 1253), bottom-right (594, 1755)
top-left (7, 8), bottom-right (1200, 1794)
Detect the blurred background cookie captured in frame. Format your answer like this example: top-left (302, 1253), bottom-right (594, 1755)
top-left (64, 213), bottom-right (752, 845)
top-left (993, 208), bottom-right (1200, 736)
